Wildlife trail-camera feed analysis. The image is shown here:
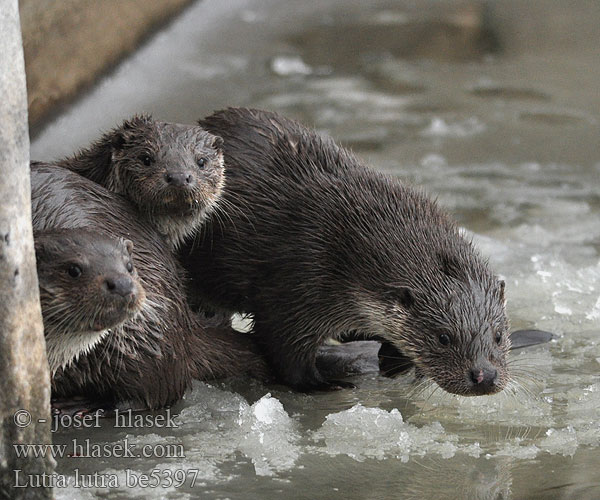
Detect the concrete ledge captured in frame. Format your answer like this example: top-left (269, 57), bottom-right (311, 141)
top-left (20, 0), bottom-right (195, 129)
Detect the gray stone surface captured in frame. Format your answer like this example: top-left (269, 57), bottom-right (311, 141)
top-left (0, 0), bottom-right (53, 498)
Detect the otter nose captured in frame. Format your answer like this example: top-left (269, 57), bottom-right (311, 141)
top-left (164, 172), bottom-right (194, 187)
top-left (104, 276), bottom-right (135, 297)
top-left (470, 367), bottom-right (497, 387)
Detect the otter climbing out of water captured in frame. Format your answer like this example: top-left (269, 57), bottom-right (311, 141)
top-left (182, 107), bottom-right (511, 396)
top-left (34, 229), bottom-right (145, 375)
top-left (54, 115), bottom-right (225, 248)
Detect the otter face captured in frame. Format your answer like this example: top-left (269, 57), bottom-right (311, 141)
top-left (381, 279), bottom-right (510, 397)
top-left (35, 229), bottom-right (146, 374)
top-left (361, 268), bottom-right (510, 397)
top-left (108, 115), bottom-right (225, 247)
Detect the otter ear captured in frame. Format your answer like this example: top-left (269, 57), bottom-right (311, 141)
top-left (211, 135), bottom-right (224, 150)
top-left (389, 286), bottom-right (415, 309)
top-left (124, 239), bottom-right (134, 255)
top-left (499, 280), bottom-right (505, 302)
top-left (123, 114), bottom-right (152, 130)
top-left (111, 132), bottom-right (126, 151)
top-left (114, 114), bottom-right (153, 149)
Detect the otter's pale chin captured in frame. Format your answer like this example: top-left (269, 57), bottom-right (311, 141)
top-left (91, 301), bottom-right (141, 333)
top-left (433, 378), bottom-right (507, 397)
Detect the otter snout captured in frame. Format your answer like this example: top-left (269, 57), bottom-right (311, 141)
top-left (468, 365), bottom-right (499, 395)
top-left (164, 172), bottom-right (195, 187)
top-left (104, 275), bottom-right (135, 298)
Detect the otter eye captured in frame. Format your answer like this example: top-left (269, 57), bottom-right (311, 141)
top-left (68, 264), bottom-right (82, 278)
top-left (495, 332), bottom-right (502, 345)
top-left (126, 262), bottom-right (133, 273)
top-left (140, 154), bottom-right (153, 166)
top-left (439, 334), bottom-right (450, 346)
top-left (197, 157), bottom-right (207, 168)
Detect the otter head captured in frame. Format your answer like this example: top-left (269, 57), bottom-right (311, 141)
top-left (362, 252), bottom-right (510, 397)
top-left (100, 115), bottom-right (225, 248)
top-left (34, 229), bottom-right (146, 374)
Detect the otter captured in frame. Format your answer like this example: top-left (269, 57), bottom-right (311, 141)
top-left (181, 107), bottom-right (510, 396)
top-left (53, 115), bottom-right (225, 249)
top-left (35, 229), bottom-right (145, 376)
top-left (31, 163), bottom-right (267, 411)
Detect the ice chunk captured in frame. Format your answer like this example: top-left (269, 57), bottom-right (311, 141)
top-left (566, 383), bottom-right (600, 426)
top-left (493, 439), bottom-right (540, 459)
top-left (270, 55), bottom-right (313, 76)
top-left (586, 295), bottom-right (600, 321)
top-left (231, 312), bottom-right (253, 333)
top-left (420, 153), bottom-right (447, 169)
top-left (55, 485), bottom-right (97, 500)
top-left (311, 404), bottom-right (479, 462)
top-left (540, 427), bottom-right (578, 457)
top-left (237, 394), bottom-right (301, 476)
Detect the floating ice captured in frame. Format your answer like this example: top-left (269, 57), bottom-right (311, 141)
top-left (175, 385), bottom-right (302, 477)
top-left (493, 439), bottom-right (540, 460)
top-left (586, 296), bottom-right (600, 321)
top-left (311, 404), bottom-right (481, 462)
top-left (237, 394), bottom-right (301, 476)
top-left (270, 55), bottom-right (313, 76)
top-left (540, 427), bottom-right (578, 457)
top-left (55, 486), bottom-right (97, 500)
top-left (420, 153), bottom-right (447, 169)
top-left (421, 117), bottom-right (486, 137)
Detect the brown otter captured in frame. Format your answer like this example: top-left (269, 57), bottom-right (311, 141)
top-left (34, 229), bottom-right (146, 376)
top-left (181, 107), bottom-right (510, 396)
top-left (53, 115), bottom-right (225, 249)
top-left (31, 163), bottom-right (267, 410)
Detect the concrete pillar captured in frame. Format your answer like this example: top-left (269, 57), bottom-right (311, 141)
top-left (0, 0), bottom-right (54, 498)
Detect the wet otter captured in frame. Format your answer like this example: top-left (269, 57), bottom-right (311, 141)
top-left (54, 115), bottom-right (224, 249)
top-left (182, 107), bottom-right (510, 396)
top-left (34, 229), bottom-right (145, 375)
top-left (31, 163), bottom-right (267, 410)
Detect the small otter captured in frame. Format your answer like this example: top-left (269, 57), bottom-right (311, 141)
top-left (182, 107), bottom-right (510, 396)
top-left (53, 115), bottom-right (225, 248)
top-left (34, 229), bottom-right (145, 375)
top-left (31, 164), bottom-right (267, 410)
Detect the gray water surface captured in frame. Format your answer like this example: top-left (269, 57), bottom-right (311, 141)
top-left (32, 0), bottom-right (600, 498)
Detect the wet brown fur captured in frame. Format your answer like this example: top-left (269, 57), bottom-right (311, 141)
top-left (182, 107), bottom-right (510, 396)
top-left (35, 229), bottom-right (145, 375)
top-left (31, 164), bottom-right (268, 409)
top-left (54, 115), bottom-right (225, 249)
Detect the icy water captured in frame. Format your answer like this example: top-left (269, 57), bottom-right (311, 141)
top-left (31, 0), bottom-right (600, 498)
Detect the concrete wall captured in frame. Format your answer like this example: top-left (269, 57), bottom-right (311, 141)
top-left (20, 0), bottom-right (195, 129)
